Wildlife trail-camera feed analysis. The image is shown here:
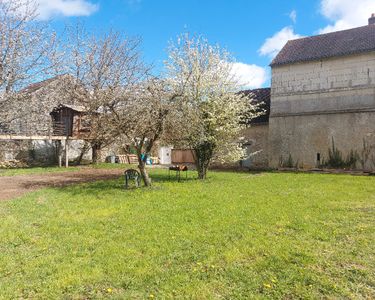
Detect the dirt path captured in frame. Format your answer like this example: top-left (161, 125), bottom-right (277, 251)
top-left (0, 168), bottom-right (124, 201)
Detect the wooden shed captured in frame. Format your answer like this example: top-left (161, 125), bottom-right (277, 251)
top-left (50, 104), bottom-right (90, 138)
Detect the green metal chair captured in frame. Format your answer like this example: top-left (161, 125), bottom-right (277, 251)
top-left (124, 169), bottom-right (141, 189)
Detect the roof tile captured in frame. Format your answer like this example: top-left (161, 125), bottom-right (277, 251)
top-left (271, 24), bottom-right (375, 67)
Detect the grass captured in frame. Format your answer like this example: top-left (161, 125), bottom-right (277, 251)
top-left (0, 170), bottom-right (374, 299)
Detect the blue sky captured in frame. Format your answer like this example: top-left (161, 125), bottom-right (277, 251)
top-left (38, 0), bottom-right (375, 88)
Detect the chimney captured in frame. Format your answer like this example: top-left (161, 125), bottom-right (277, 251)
top-left (369, 13), bottom-right (375, 25)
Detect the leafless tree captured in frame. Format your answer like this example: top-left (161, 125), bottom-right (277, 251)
top-left (0, 0), bottom-right (58, 132)
top-left (106, 78), bottom-right (181, 186)
top-left (61, 23), bottom-right (148, 163)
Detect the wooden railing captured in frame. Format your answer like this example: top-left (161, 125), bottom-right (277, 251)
top-left (51, 121), bottom-right (67, 136)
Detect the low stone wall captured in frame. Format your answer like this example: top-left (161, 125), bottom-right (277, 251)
top-left (0, 139), bottom-right (92, 165)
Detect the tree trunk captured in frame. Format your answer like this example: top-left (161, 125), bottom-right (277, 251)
top-left (92, 143), bottom-right (102, 164)
top-left (194, 141), bottom-right (215, 180)
top-left (197, 164), bottom-right (207, 179)
top-left (76, 142), bottom-right (90, 165)
top-left (137, 153), bottom-right (152, 187)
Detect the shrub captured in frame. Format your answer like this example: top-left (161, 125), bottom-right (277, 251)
top-left (324, 138), bottom-right (359, 169)
top-left (279, 154), bottom-right (298, 169)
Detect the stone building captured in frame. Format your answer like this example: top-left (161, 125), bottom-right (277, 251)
top-left (0, 76), bottom-right (94, 164)
top-left (267, 15), bottom-right (375, 170)
top-left (241, 88), bottom-right (271, 169)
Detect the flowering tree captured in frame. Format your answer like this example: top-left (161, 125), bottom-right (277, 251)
top-left (61, 24), bottom-right (148, 163)
top-left (0, 0), bottom-right (58, 132)
top-left (61, 24), bottom-right (180, 184)
top-left (106, 78), bottom-right (181, 186)
top-left (165, 34), bottom-right (261, 179)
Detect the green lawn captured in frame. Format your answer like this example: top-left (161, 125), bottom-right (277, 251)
top-left (0, 170), bottom-right (374, 299)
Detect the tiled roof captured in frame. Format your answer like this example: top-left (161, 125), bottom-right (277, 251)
top-left (241, 88), bottom-right (270, 125)
top-left (20, 75), bottom-right (65, 93)
top-left (59, 104), bottom-right (87, 113)
top-left (271, 24), bottom-right (375, 67)
top-left (51, 104), bottom-right (87, 114)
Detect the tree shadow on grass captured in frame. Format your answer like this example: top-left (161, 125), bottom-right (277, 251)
top-left (19, 172), bottom-right (121, 189)
top-left (52, 170), bottom-right (198, 198)
top-left (152, 170), bottom-right (197, 183)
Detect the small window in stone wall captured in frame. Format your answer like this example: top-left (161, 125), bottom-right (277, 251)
top-left (316, 153), bottom-right (321, 167)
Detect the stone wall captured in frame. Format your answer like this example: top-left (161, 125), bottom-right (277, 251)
top-left (269, 112), bottom-right (375, 169)
top-left (0, 140), bottom-right (31, 162)
top-left (242, 124), bottom-right (269, 169)
top-left (271, 52), bottom-right (375, 95)
top-left (0, 139), bottom-right (93, 165)
top-left (269, 52), bottom-right (375, 169)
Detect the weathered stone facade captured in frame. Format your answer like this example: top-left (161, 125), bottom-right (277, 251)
top-left (242, 125), bottom-right (269, 169)
top-left (239, 88), bottom-right (271, 169)
top-left (0, 139), bottom-right (93, 165)
top-left (269, 52), bottom-right (375, 169)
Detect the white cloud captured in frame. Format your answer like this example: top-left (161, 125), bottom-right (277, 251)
top-left (318, 0), bottom-right (375, 33)
top-left (33, 0), bottom-right (98, 20)
top-left (231, 62), bottom-right (268, 89)
top-left (289, 10), bottom-right (297, 23)
top-left (259, 26), bottom-right (303, 58)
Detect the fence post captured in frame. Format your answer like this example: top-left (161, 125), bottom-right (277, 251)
top-left (57, 140), bottom-right (63, 167)
top-left (65, 138), bottom-right (69, 168)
